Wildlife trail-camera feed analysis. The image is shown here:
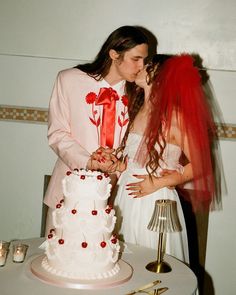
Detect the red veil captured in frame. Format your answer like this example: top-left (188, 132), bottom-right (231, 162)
top-left (142, 54), bottom-right (217, 211)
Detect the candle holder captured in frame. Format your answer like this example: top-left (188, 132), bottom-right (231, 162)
top-left (0, 240), bottom-right (10, 251)
top-left (146, 199), bottom-right (182, 273)
top-left (12, 243), bottom-right (28, 263)
top-left (0, 247), bottom-right (8, 267)
top-left (0, 241), bottom-right (10, 267)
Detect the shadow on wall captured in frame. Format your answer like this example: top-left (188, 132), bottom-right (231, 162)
top-left (179, 192), bottom-right (215, 295)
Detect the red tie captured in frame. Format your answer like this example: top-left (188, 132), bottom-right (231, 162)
top-left (95, 87), bottom-right (119, 148)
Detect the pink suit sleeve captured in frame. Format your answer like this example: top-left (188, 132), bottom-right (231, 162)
top-left (47, 72), bottom-right (90, 170)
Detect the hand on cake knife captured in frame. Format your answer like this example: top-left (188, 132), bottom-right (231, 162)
top-left (126, 280), bottom-right (161, 295)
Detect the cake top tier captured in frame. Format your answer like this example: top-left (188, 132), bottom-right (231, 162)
top-left (62, 169), bottom-right (112, 202)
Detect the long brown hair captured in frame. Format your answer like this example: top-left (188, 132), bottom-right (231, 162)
top-left (74, 26), bottom-right (148, 81)
top-left (117, 54), bottom-right (171, 173)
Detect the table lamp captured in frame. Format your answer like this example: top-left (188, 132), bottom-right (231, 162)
top-left (146, 199), bottom-right (182, 273)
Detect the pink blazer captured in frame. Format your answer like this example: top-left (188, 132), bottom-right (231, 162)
top-left (44, 68), bottom-right (129, 208)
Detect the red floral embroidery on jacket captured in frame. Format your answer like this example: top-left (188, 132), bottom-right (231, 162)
top-left (85, 92), bottom-right (100, 142)
top-left (85, 92), bottom-right (96, 104)
top-left (121, 95), bottom-right (128, 107)
top-left (118, 95), bottom-right (129, 144)
top-left (85, 91), bottom-right (129, 146)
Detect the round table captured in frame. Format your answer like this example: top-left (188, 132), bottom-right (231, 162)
top-left (0, 238), bottom-right (198, 295)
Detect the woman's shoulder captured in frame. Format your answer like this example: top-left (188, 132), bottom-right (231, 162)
top-left (166, 111), bottom-right (183, 146)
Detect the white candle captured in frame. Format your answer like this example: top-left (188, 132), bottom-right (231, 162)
top-left (13, 248), bottom-right (24, 262)
top-left (12, 244), bottom-right (28, 263)
top-left (0, 249), bottom-right (7, 266)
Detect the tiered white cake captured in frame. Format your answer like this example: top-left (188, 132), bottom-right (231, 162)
top-left (42, 169), bottom-right (120, 280)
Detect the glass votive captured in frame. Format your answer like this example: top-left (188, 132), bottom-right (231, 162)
top-left (0, 240), bottom-right (10, 251)
top-left (0, 248), bottom-right (8, 267)
top-left (12, 244), bottom-right (28, 263)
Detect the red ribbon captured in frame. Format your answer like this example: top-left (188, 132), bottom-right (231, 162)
top-left (95, 87), bottom-right (119, 148)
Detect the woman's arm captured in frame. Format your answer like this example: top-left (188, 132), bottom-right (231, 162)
top-left (126, 163), bottom-right (193, 198)
top-left (127, 114), bottom-right (194, 198)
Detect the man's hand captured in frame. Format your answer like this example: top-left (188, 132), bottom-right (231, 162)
top-left (87, 147), bottom-right (118, 172)
top-left (107, 155), bottom-right (128, 173)
top-left (91, 147), bottom-right (114, 163)
top-left (159, 169), bottom-right (176, 189)
top-left (160, 169), bottom-right (175, 177)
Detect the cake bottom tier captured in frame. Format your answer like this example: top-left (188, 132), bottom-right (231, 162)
top-left (31, 255), bottom-right (133, 289)
top-left (42, 256), bottom-right (120, 280)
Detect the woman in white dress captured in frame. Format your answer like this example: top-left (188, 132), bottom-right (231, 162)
top-left (111, 54), bottom-right (216, 264)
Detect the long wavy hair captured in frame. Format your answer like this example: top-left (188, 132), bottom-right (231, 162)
top-left (120, 54), bottom-right (217, 211)
top-left (75, 26), bottom-right (148, 81)
top-left (118, 54), bottom-right (170, 170)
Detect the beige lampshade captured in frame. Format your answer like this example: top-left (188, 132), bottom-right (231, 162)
top-left (147, 199), bottom-right (182, 233)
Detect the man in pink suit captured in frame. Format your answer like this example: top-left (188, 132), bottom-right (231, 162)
top-left (44, 26), bottom-right (149, 234)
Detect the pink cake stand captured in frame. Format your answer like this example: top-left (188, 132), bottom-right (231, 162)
top-left (30, 255), bottom-right (133, 289)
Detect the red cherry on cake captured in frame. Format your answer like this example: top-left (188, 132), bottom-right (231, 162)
top-left (105, 208), bottom-right (111, 214)
top-left (80, 175), bottom-right (85, 180)
top-left (49, 228), bottom-right (55, 234)
top-left (81, 242), bottom-right (88, 248)
top-left (97, 175), bottom-right (103, 180)
top-left (104, 173), bottom-right (109, 178)
top-left (56, 203), bottom-right (62, 209)
top-left (92, 210), bottom-right (98, 215)
top-left (66, 171), bottom-right (71, 176)
top-left (100, 241), bottom-right (106, 248)
top-left (58, 239), bottom-right (64, 245)
top-left (71, 209), bottom-right (77, 214)
top-left (111, 238), bottom-right (117, 244)
top-left (48, 234), bottom-right (53, 239)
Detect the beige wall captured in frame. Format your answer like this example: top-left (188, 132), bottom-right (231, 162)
top-left (0, 1), bottom-right (236, 294)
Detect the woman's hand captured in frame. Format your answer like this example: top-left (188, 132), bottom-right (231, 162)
top-left (91, 147), bottom-right (115, 162)
top-left (126, 167), bottom-right (190, 198)
top-left (87, 147), bottom-right (128, 173)
top-left (126, 174), bottom-right (162, 198)
top-left (101, 154), bottom-right (128, 173)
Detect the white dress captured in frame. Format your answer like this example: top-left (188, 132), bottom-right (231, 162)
top-left (114, 133), bottom-right (189, 263)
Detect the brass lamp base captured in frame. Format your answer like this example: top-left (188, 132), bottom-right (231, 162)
top-left (146, 261), bottom-right (172, 273)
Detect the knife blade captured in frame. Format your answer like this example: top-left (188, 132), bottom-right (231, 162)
top-left (126, 280), bottom-right (162, 295)
top-left (155, 287), bottom-right (169, 295)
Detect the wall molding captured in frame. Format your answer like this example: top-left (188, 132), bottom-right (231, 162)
top-left (0, 104), bottom-right (235, 140)
top-left (0, 105), bottom-right (48, 124)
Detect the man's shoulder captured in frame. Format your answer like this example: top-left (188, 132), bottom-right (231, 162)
top-left (58, 67), bottom-right (91, 81)
top-left (55, 68), bottom-right (99, 93)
